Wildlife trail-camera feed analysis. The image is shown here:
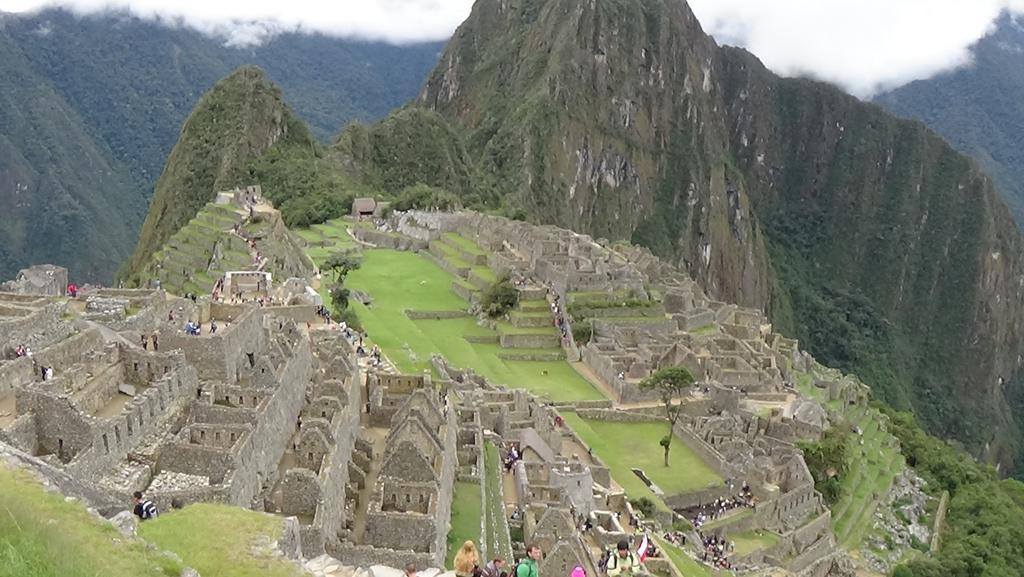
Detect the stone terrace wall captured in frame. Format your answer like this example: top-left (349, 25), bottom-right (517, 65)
top-left (0, 301), bottom-right (74, 354)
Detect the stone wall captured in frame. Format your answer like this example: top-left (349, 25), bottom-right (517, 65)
top-left (0, 302), bottom-right (74, 354)
top-left (159, 307), bottom-right (264, 382)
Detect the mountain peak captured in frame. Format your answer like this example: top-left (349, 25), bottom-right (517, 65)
top-left (124, 65), bottom-right (310, 279)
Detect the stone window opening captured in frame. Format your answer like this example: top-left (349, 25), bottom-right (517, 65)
top-left (200, 430), bottom-right (206, 441)
top-left (134, 362), bottom-right (139, 372)
top-left (230, 432), bottom-right (236, 443)
top-left (102, 434), bottom-right (109, 454)
top-left (114, 426), bottom-right (121, 446)
top-left (216, 432), bottom-right (221, 442)
top-left (127, 417), bottom-right (133, 436)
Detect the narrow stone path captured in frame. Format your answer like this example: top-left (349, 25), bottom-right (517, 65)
top-left (349, 425), bottom-right (388, 544)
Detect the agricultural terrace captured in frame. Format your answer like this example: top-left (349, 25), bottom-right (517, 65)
top-left (795, 365), bottom-right (906, 551)
top-left (298, 220), bottom-right (604, 402)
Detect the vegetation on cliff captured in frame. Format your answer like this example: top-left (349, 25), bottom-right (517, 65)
top-left (124, 66), bottom-right (315, 279)
top-left (0, 8), bottom-right (440, 283)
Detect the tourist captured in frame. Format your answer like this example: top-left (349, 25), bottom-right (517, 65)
top-left (132, 491), bottom-right (158, 520)
top-left (605, 540), bottom-right (639, 577)
top-left (211, 320), bottom-right (218, 335)
top-left (404, 563), bottom-right (418, 577)
top-left (481, 558), bottom-right (507, 577)
top-left (141, 334), bottom-right (148, 350)
top-left (152, 333), bottom-right (159, 352)
top-left (453, 540), bottom-right (480, 577)
top-left (515, 545), bottom-right (542, 577)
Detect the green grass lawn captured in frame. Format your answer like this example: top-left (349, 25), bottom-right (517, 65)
top-left (562, 413), bottom-right (723, 509)
top-left (0, 467), bottom-right (185, 577)
top-left (343, 250), bottom-right (603, 402)
top-left (730, 529), bottom-right (780, 556)
top-left (446, 481), bottom-right (483, 567)
top-left (139, 503), bottom-right (303, 577)
top-left (484, 442), bottom-right (513, 561)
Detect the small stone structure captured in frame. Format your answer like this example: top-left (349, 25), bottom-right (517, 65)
top-left (1, 264), bottom-right (68, 296)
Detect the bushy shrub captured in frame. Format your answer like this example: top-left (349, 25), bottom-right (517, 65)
top-left (392, 183), bottom-right (460, 212)
top-left (628, 497), bottom-right (656, 517)
top-left (572, 323), bottom-right (593, 345)
top-left (480, 274), bottom-right (519, 318)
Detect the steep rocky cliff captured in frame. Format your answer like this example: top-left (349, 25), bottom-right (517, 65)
top-left (414, 0), bottom-right (1024, 470)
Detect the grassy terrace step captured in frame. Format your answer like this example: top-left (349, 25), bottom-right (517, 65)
top-left (518, 299), bottom-right (550, 313)
top-left (567, 289), bottom-right (637, 305)
top-left (469, 266), bottom-right (497, 288)
top-left (431, 241), bottom-right (472, 270)
top-left (495, 321), bottom-right (557, 335)
top-left (443, 232), bottom-right (488, 255)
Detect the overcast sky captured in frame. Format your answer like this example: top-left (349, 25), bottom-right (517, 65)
top-left (1, 0), bottom-right (1022, 97)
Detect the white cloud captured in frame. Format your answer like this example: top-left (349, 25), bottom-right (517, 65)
top-left (0, 0), bottom-right (476, 45)
top-left (0, 0), bottom-right (1022, 94)
top-left (688, 0), bottom-right (1024, 97)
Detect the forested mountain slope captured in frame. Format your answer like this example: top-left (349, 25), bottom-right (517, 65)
top-left (0, 8), bottom-right (440, 282)
top-left (876, 13), bottom-right (1024, 227)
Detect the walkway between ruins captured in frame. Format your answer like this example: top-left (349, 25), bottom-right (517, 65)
top-left (349, 423), bottom-right (389, 544)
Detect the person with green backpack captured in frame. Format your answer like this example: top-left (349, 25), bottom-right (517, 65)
top-left (514, 545), bottom-right (543, 577)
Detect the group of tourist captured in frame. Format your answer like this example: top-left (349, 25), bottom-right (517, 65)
top-left (547, 293), bottom-right (570, 343)
top-left (451, 541), bottom-right (546, 577)
top-left (502, 442), bottom-right (523, 473)
top-left (690, 484), bottom-right (755, 530)
top-left (699, 533), bottom-right (733, 570)
top-left (314, 305), bottom-right (332, 324)
top-left (181, 319), bottom-right (217, 336)
top-left (13, 344), bottom-right (31, 358)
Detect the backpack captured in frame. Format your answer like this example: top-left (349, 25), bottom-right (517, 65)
top-left (513, 559), bottom-right (531, 577)
top-left (140, 499), bottom-right (158, 520)
top-left (598, 549), bottom-right (612, 571)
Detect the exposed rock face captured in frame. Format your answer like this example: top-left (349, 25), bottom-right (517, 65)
top-left (109, 510), bottom-right (139, 537)
top-left (416, 0), bottom-right (1024, 471)
top-left (418, 0), bottom-right (772, 308)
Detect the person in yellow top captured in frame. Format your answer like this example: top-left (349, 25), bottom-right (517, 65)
top-left (454, 540), bottom-right (481, 577)
top-left (606, 540), bottom-right (640, 577)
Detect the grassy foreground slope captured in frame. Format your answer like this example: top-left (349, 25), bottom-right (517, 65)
top-left (140, 504), bottom-right (304, 577)
top-left (0, 467), bottom-right (184, 577)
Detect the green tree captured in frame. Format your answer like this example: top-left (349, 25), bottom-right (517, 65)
top-left (480, 274), bottom-right (519, 318)
top-left (329, 284), bottom-right (351, 312)
top-left (323, 252), bottom-right (361, 284)
top-left (639, 367), bottom-right (695, 466)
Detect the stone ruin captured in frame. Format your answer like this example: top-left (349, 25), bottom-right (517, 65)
top-left (0, 202), bottom-right (883, 577)
top-left (0, 264), bottom-right (68, 297)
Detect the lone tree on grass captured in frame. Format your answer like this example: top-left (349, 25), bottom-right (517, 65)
top-left (324, 252), bottom-right (361, 284)
top-left (323, 252), bottom-right (361, 314)
top-left (639, 366), bottom-right (695, 466)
